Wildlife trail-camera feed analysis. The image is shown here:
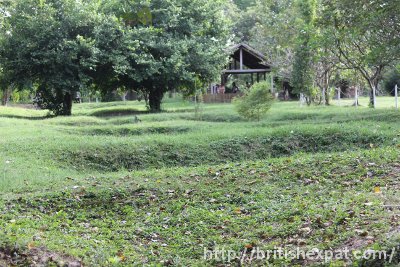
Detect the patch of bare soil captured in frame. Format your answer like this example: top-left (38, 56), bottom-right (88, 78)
top-left (0, 246), bottom-right (82, 267)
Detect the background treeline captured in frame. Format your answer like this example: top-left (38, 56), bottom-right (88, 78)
top-left (0, 0), bottom-right (230, 115)
top-left (0, 0), bottom-right (399, 115)
top-left (230, 0), bottom-right (400, 106)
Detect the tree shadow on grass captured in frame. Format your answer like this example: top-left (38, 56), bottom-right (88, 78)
top-left (0, 114), bottom-right (54, 120)
top-left (90, 109), bottom-right (149, 117)
top-left (90, 108), bottom-right (203, 117)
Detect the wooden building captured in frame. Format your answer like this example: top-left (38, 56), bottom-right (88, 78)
top-left (221, 43), bottom-right (272, 86)
top-left (204, 43), bottom-right (274, 103)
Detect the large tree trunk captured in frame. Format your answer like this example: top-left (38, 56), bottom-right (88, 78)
top-left (368, 80), bottom-right (378, 108)
top-left (62, 92), bottom-right (73, 116)
top-left (149, 89), bottom-right (164, 112)
top-left (324, 88), bottom-right (330, 105)
top-left (1, 88), bottom-right (10, 106)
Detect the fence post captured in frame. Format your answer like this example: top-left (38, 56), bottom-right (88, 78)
top-left (355, 86), bottom-right (358, 107)
top-left (373, 86), bottom-right (377, 108)
top-left (300, 93), bottom-right (303, 107)
top-left (395, 84), bottom-right (398, 110)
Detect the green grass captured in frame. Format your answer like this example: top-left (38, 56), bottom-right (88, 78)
top-left (0, 97), bottom-right (400, 266)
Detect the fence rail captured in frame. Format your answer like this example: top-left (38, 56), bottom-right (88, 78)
top-left (203, 93), bottom-right (241, 103)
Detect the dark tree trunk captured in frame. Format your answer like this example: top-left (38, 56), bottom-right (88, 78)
top-left (324, 88), bottom-right (330, 106)
top-left (368, 79), bottom-right (378, 108)
top-left (62, 92), bottom-right (73, 116)
top-left (1, 94), bottom-right (7, 106)
top-left (305, 96), bottom-right (312, 106)
top-left (1, 88), bottom-right (10, 106)
top-left (369, 89), bottom-right (374, 107)
top-left (149, 89), bottom-right (164, 112)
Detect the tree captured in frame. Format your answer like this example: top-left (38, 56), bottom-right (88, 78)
top-left (100, 0), bottom-right (230, 112)
top-left (233, 81), bottom-right (275, 121)
top-left (321, 0), bottom-right (400, 108)
top-left (231, 4), bottom-right (258, 43)
top-left (243, 0), bottom-right (298, 78)
top-left (312, 29), bottom-right (339, 106)
top-left (1, 0), bottom-right (98, 115)
top-left (0, 0), bottom-right (12, 106)
top-left (291, 0), bottom-right (317, 104)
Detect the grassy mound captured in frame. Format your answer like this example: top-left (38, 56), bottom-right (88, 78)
top-left (60, 126), bottom-right (395, 172)
top-left (78, 126), bottom-right (191, 137)
top-left (1, 98), bottom-right (400, 266)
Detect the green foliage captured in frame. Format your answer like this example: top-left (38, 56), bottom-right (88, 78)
top-left (383, 68), bottom-right (400, 96)
top-left (96, 0), bottom-right (230, 112)
top-left (1, 0), bottom-right (229, 114)
top-left (252, 0), bottom-right (298, 74)
top-left (1, 0), bottom-right (99, 115)
top-left (290, 0), bottom-right (316, 100)
top-left (320, 0), bottom-right (400, 107)
top-left (233, 81), bottom-right (274, 121)
top-left (233, 0), bottom-right (256, 10)
top-left (11, 89), bottom-right (31, 103)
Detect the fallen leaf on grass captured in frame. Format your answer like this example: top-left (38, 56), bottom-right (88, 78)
top-left (374, 186), bottom-right (381, 194)
top-left (28, 242), bottom-right (36, 250)
top-left (246, 180), bottom-right (258, 185)
top-left (117, 251), bottom-right (126, 262)
top-left (355, 229), bottom-right (368, 237)
top-left (234, 208), bottom-right (242, 214)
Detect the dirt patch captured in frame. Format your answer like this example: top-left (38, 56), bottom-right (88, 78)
top-left (0, 246), bottom-right (82, 267)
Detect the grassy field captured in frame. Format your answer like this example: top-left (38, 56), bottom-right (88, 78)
top-left (0, 96), bottom-right (400, 266)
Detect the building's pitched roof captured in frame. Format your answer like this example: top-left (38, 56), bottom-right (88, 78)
top-left (227, 43), bottom-right (270, 69)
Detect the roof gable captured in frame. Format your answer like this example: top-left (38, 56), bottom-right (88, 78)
top-left (228, 43), bottom-right (270, 69)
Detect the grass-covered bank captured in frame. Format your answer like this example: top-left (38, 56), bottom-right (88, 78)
top-left (1, 97), bottom-right (400, 266)
top-left (1, 98), bottom-right (400, 194)
top-left (1, 147), bottom-right (400, 266)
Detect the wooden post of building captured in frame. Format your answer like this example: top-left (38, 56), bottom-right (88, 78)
top-left (251, 73), bottom-right (254, 84)
top-left (271, 74), bottom-right (274, 93)
top-left (257, 73), bottom-right (259, 83)
top-left (264, 72), bottom-right (266, 81)
top-left (395, 84), bottom-right (398, 110)
top-left (239, 48), bottom-right (243, 70)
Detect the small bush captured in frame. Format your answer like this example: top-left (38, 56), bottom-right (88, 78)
top-left (11, 90), bottom-right (32, 103)
top-left (233, 81), bottom-right (275, 121)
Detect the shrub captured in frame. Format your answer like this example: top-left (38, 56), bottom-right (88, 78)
top-left (233, 81), bottom-right (275, 121)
